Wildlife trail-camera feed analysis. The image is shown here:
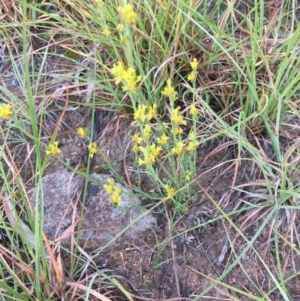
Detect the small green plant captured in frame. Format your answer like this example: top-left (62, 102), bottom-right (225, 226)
top-left (109, 55), bottom-right (201, 210)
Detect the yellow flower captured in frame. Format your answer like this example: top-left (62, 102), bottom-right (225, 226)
top-left (146, 104), bottom-right (157, 120)
top-left (162, 79), bottom-right (176, 99)
top-left (116, 23), bottom-right (124, 31)
top-left (111, 61), bottom-right (126, 84)
top-left (138, 148), bottom-right (155, 166)
top-left (186, 131), bottom-right (199, 152)
top-left (46, 141), bottom-right (61, 156)
top-left (104, 179), bottom-right (122, 205)
top-left (174, 127), bottom-right (183, 136)
top-left (107, 178), bottom-right (115, 186)
top-left (122, 67), bottom-right (142, 92)
top-left (102, 28), bottom-right (111, 37)
top-left (138, 157), bottom-right (146, 166)
top-left (188, 58), bottom-right (198, 82)
top-left (186, 140), bottom-right (199, 153)
top-left (188, 130), bottom-right (197, 140)
top-left (0, 103), bottom-right (12, 119)
top-left (104, 184), bottom-right (113, 195)
top-left (142, 124), bottom-right (151, 141)
top-left (149, 143), bottom-right (161, 158)
top-left (134, 104), bottom-right (147, 123)
top-left (110, 62), bottom-right (141, 92)
top-left (164, 184), bottom-right (175, 198)
top-left (76, 127), bottom-right (88, 137)
top-left (185, 171), bottom-right (192, 181)
top-left (111, 187), bottom-right (121, 206)
top-left (132, 143), bottom-right (139, 153)
top-left (171, 141), bottom-right (185, 157)
top-left (88, 142), bottom-right (99, 158)
top-left (187, 71), bottom-right (197, 82)
top-left (157, 134), bottom-right (169, 145)
top-left (190, 58), bottom-right (198, 71)
top-left (118, 4), bottom-right (137, 25)
top-left (104, 178), bottom-right (115, 195)
top-left (132, 133), bottom-right (142, 144)
top-left (189, 104), bottom-right (198, 118)
top-left (171, 107), bottom-right (187, 126)
top-left (138, 144), bottom-right (160, 166)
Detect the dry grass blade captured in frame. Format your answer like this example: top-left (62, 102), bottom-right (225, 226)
top-left (44, 236), bottom-right (65, 295)
top-left (66, 282), bottom-right (113, 301)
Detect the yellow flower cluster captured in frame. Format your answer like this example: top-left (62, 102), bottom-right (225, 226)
top-left (75, 127), bottom-right (100, 159)
top-left (189, 104), bottom-right (198, 118)
top-left (116, 23), bottom-right (124, 31)
top-left (76, 127), bottom-right (88, 138)
top-left (99, 2), bottom-right (137, 43)
top-left (88, 142), bottom-right (99, 158)
top-left (110, 61), bottom-right (141, 92)
top-left (164, 184), bottom-right (175, 198)
top-left (138, 144), bottom-right (162, 166)
top-left (142, 124), bottom-right (152, 140)
top-left (102, 28), bottom-right (111, 37)
top-left (134, 103), bottom-right (157, 123)
top-left (186, 132), bottom-right (199, 152)
top-left (117, 4), bottom-right (137, 25)
top-left (0, 103), bottom-right (12, 119)
top-left (157, 134), bottom-right (169, 145)
top-left (171, 107), bottom-right (187, 126)
top-left (132, 90), bottom-right (200, 166)
top-left (46, 141), bottom-right (61, 156)
top-left (187, 58), bottom-right (199, 82)
top-left (171, 130), bottom-right (199, 157)
top-left (162, 79), bottom-right (177, 99)
top-left (130, 75), bottom-right (200, 205)
top-left (171, 141), bottom-right (185, 157)
top-left (132, 103), bottom-right (163, 166)
top-left (103, 178), bottom-right (122, 206)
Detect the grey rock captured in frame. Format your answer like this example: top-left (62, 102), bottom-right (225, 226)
top-left (30, 169), bottom-right (156, 250)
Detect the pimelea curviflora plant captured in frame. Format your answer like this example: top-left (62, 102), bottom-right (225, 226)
top-left (130, 73), bottom-right (200, 211)
top-left (113, 64), bottom-right (200, 210)
top-left (104, 3), bottom-right (201, 211)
